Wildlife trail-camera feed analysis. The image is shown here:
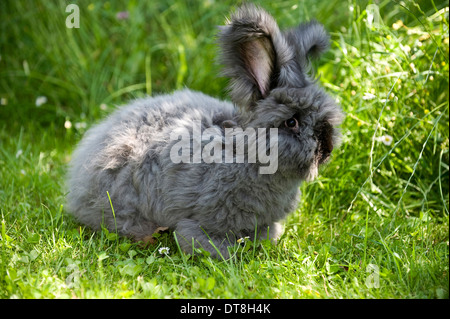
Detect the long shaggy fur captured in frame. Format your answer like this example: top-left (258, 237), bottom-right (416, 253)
top-left (66, 4), bottom-right (344, 259)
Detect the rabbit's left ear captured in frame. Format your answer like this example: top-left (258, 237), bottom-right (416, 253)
top-left (218, 4), bottom-right (293, 111)
top-left (284, 20), bottom-right (330, 64)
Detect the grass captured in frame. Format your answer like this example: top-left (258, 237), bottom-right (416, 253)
top-left (0, 0), bottom-right (448, 299)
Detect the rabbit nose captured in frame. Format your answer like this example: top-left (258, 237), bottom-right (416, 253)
top-left (315, 122), bottom-right (334, 164)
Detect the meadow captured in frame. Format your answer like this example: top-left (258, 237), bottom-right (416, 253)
top-left (0, 0), bottom-right (448, 299)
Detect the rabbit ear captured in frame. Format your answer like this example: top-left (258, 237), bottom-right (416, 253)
top-left (218, 4), bottom-right (290, 111)
top-left (284, 20), bottom-right (329, 64)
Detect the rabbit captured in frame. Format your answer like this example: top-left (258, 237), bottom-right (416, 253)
top-left (66, 3), bottom-right (344, 259)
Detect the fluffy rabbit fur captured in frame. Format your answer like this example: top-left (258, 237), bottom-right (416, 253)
top-left (66, 4), bottom-right (344, 258)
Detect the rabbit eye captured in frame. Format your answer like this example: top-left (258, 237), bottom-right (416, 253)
top-left (284, 117), bottom-right (298, 129)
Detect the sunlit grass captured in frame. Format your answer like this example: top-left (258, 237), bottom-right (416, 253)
top-left (0, 0), bottom-right (448, 299)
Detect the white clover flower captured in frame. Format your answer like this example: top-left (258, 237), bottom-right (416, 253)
top-left (75, 122), bottom-right (87, 130)
top-left (392, 20), bottom-right (404, 30)
top-left (400, 44), bottom-right (411, 54)
top-left (363, 92), bottom-right (376, 100)
top-left (377, 135), bottom-right (393, 146)
top-left (35, 96), bottom-right (47, 107)
top-left (64, 120), bottom-right (72, 129)
top-left (158, 247), bottom-right (170, 255)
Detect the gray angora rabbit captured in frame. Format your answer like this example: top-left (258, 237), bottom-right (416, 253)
top-left (66, 4), bottom-right (343, 258)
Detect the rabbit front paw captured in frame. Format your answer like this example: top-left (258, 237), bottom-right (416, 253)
top-left (174, 219), bottom-right (236, 259)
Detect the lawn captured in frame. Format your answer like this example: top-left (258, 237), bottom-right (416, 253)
top-left (0, 0), bottom-right (448, 299)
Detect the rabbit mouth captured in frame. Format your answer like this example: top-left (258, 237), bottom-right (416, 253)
top-left (304, 162), bottom-right (319, 182)
top-left (316, 148), bottom-right (332, 165)
top-left (299, 146), bottom-right (328, 181)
